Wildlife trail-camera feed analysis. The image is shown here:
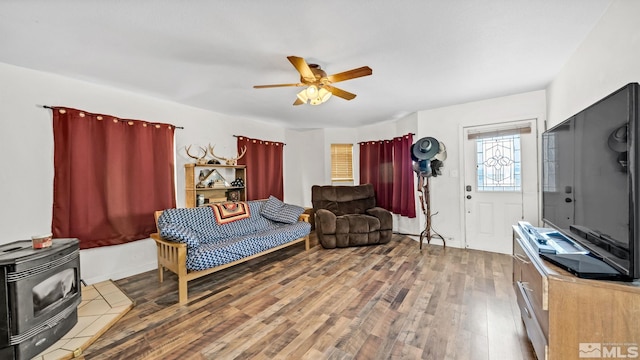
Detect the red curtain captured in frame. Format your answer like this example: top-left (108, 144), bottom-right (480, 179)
top-left (237, 136), bottom-right (284, 200)
top-left (392, 134), bottom-right (416, 218)
top-left (359, 140), bottom-right (393, 210)
top-left (360, 133), bottom-right (416, 218)
top-left (51, 107), bottom-right (176, 249)
top-left (359, 141), bottom-right (381, 188)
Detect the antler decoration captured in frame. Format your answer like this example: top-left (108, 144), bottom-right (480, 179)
top-left (185, 145), bottom-right (209, 165)
top-left (208, 144), bottom-right (247, 165)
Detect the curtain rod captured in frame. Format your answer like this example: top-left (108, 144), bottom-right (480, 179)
top-left (233, 134), bottom-right (286, 146)
top-left (40, 105), bottom-right (185, 129)
top-left (358, 132), bottom-right (416, 144)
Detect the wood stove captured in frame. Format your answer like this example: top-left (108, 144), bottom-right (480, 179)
top-left (0, 238), bottom-right (80, 360)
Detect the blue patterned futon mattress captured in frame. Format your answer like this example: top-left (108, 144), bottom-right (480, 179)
top-left (157, 201), bottom-right (311, 271)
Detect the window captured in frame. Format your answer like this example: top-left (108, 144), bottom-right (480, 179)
top-left (542, 132), bottom-right (557, 192)
top-left (475, 134), bottom-right (521, 192)
top-left (331, 143), bottom-right (353, 182)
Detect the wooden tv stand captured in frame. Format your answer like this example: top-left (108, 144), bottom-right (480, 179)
top-left (512, 225), bottom-right (640, 360)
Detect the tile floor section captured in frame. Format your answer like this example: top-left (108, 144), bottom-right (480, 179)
top-left (32, 280), bottom-right (134, 360)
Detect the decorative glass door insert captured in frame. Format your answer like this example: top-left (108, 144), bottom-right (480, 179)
top-left (475, 134), bottom-right (521, 192)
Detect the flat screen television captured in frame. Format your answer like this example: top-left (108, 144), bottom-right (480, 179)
top-left (542, 82), bottom-right (639, 280)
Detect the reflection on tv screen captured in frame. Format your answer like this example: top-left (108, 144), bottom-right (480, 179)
top-left (32, 268), bottom-right (76, 314)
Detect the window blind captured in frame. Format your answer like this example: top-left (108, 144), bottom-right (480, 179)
top-left (467, 123), bottom-right (532, 140)
top-left (331, 143), bottom-right (353, 181)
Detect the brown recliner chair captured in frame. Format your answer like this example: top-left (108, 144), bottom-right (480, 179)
top-left (311, 184), bottom-right (393, 248)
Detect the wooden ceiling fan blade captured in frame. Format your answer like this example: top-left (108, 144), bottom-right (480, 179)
top-left (327, 66), bottom-right (372, 83)
top-left (253, 83), bottom-right (303, 89)
top-left (324, 85), bottom-right (357, 100)
top-left (293, 98), bottom-right (304, 106)
top-left (287, 56), bottom-right (317, 83)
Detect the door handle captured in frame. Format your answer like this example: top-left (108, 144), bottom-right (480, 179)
top-left (466, 195), bottom-right (472, 199)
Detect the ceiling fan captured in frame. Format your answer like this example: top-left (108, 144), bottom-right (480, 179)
top-left (253, 56), bottom-right (372, 106)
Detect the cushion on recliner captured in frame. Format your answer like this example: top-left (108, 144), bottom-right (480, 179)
top-left (315, 209), bottom-right (336, 234)
top-left (366, 207), bottom-right (393, 231)
top-left (336, 232), bottom-right (380, 247)
top-left (335, 214), bottom-right (380, 234)
top-left (312, 185), bottom-right (376, 216)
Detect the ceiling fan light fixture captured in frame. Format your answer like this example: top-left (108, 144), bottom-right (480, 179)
top-left (296, 89), bottom-right (309, 103)
top-left (310, 87), bottom-right (332, 105)
top-left (253, 56), bottom-right (372, 106)
top-left (298, 85), bottom-right (332, 105)
top-left (306, 85), bottom-right (319, 100)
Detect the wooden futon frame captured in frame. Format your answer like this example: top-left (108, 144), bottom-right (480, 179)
top-left (151, 210), bottom-right (310, 304)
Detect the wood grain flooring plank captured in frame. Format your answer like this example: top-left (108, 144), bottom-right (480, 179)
top-left (83, 234), bottom-right (535, 360)
top-left (395, 275), bottom-right (427, 315)
top-left (275, 313), bottom-right (331, 358)
top-left (394, 293), bottom-right (430, 347)
top-left (469, 332), bottom-right (490, 360)
top-left (259, 326), bottom-right (301, 358)
top-left (228, 318), bottom-right (295, 359)
top-left (388, 340), bottom-right (424, 360)
top-left (305, 315), bottom-right (352, 356)
top-left (204, 316), bottom-right (290, 359)
top-left (461, 290), bottom-right (489, 337)
top-left (486, 297), bottom-right (527, 360)
top-left (353, 333), bottom-right (383, 360)
top-left (302, 348), bottom-right (328, 360)
top-left (446, 328), bottom-right (473, 360)
top-left (370, 307), bottom-right (407, 359)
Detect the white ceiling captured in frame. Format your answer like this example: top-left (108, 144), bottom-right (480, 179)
top-left (0, 1), bottom-right (612, 129)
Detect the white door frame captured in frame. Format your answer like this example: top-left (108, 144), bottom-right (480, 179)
top-left (458, 118), bottom-right (540, 252)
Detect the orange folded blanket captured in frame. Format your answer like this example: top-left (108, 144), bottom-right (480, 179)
top-left (210, 202), bottom-right (251, 224)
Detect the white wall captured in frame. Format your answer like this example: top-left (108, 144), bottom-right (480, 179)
top-left (0, 62), bottom-right (285, 284)
top-left (416, 91), bottom-right (547, 249)
top-left (547, 0), bottom-right (640, 127)
top-left (284, 128), bottom-right (325, 207)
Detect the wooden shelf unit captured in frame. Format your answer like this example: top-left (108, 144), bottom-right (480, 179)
top-left (512, 225), bottom-right (640, 360)
top-left (184, 163), bottom-right (246, 208)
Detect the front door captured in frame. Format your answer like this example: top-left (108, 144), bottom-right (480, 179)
top-left (463, 120), bottom-right (538, 254)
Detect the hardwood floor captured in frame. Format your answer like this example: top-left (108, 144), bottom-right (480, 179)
top-left (84, 234), bottom-right (536, 360)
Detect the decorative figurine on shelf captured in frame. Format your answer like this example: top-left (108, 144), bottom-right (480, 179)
top-left (186, 145), bottom-right (209, 165)
top-left (208, 144), bottom-right (247, 165)
top-left (227, 190), bottom-right (241, 201)
top-left (196, 170), bottom-right (209, 188)
top-left (207, 169), bottom-right (230, 188)
top-left (212, 179), bottom-right (226, 188)
top-left (230, 178), bottom-right (244, 187)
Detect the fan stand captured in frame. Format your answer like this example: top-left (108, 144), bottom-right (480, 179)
top-left (418, 174), bottom-right (446, 249)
